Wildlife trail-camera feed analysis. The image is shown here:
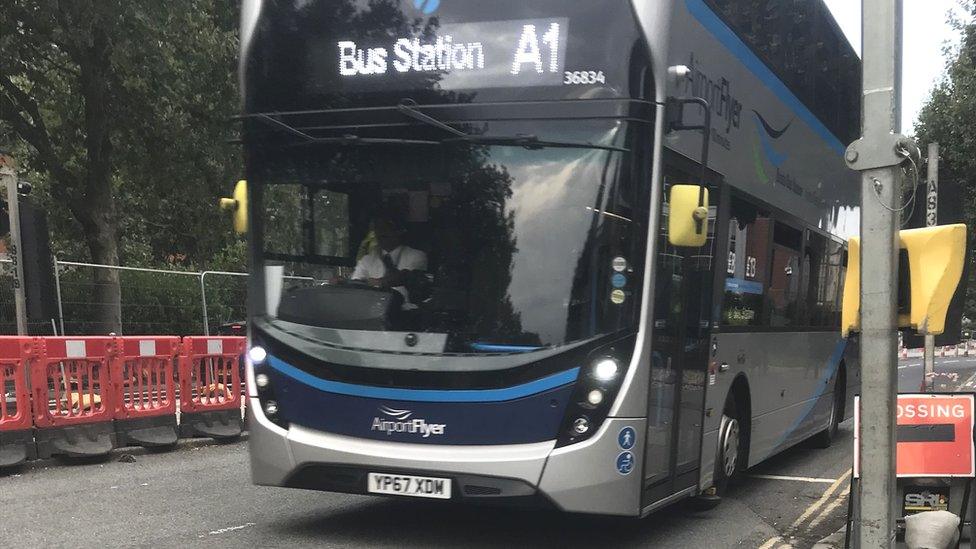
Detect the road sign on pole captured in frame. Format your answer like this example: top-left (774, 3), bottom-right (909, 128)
top-left (845, 0), bottom-right (917, 545)
top-left (0, 152), bottom-right (27, 335)
top-left (926, 143), bottom-right (939, 228)
top-left (923, 143), bottom-right (939, 391)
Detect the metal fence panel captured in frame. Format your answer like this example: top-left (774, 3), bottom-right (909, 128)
top-left (0, 260), bottom-right (252, 336)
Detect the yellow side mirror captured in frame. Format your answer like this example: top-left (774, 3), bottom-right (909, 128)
top-left (219, 180), bottom-right (248, 234)
top-left (667, 185), bottom-right (709, 247)
top-left (840, 223), bottom-right (966, 337)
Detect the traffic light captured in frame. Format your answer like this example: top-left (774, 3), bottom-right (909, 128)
top-left (0, 196), bottom-right (58, 325)
top-left (18, 199), bottom-right (58, 323)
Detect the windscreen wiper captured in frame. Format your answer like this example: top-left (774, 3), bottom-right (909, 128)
top-left (397, 99), bottom-right (628, 153)
top-left (249, 113), bottom-right (439, 147)
top-left (443, 134), bottom-right (628, 153)
top-left (397, 100), bottom-right (467, 137)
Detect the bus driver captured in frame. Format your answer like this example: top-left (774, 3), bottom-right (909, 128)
top-left (351, 213), bottom-right (427, 304)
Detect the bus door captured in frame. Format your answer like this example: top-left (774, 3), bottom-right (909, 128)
top-left (643, 152), bottom-right (721, 505)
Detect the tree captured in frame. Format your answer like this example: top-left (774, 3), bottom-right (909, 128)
top-left (913, 2), bottom-right (976, 324)
top-left (0, 1), bottom-right (239, 333)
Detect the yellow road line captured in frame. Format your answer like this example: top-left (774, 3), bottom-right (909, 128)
top-left (791, 468), bottom-right (852, 530)
top-left (757, 537), bottom-right (786, 549)
top-left (750, 474), bottom-right (837, 484)
top-left (808, 486), bottom-right (851, 530)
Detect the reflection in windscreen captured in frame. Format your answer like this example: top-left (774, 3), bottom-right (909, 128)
top-left (254, 120), bottom-right (647, 353)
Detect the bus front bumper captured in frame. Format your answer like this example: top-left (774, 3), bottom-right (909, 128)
top-left (247, 398), bottom-right (645, 515)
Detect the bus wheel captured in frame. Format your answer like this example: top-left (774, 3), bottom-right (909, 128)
top-left (717, 406), bottom-right (742, 485)
top-left (811, 377), bottom-right (843, 448)
top-left (692, 395), bottom-right (743, 510)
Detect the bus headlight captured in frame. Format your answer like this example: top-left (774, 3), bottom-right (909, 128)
top-left (248, 336), bottom-right (289, 429)
top-left (555, 337), bottom-right (635, 448)
top-left (248, 345), bottom-right (268, 365)
top-left (255, 373), bottom-right (270, 389)
top-left (592, 358), bottom-right (619, 381)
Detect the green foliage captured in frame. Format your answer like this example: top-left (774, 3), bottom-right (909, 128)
top-left (0, 0), bottom-right (241, 267)
top-left (914, 1), bottom-right (976, 323)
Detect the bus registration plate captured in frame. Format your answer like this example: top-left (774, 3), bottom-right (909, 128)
top-left (367, 473), bottom-right (452, 499)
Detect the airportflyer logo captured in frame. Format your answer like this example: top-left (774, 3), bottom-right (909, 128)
top-left (371, 406), bottom-right (447, 438)
top-left (750, 110), bottom-right (793, 186)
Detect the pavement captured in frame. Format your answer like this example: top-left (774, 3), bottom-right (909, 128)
top-left (2, 354), bottom-right (972, 549)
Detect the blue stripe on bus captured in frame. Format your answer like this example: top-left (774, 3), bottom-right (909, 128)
top-left (468, 343), bottom-right (543, 353)
top-left (266, 354), bottom-right (580, 403)
top-left (774, 338), bottom-right (849, 449)
top-left (684, 0), bottom-right (848, 156)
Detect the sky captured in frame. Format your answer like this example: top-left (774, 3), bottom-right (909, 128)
top-left (823, 0), bottom-right (968, 133)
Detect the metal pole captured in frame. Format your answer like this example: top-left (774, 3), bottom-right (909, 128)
top-left (847, 1), bottom-right (909, 546)
top-left (200, 272), bottom-right (210, 336)
top-left (0, 156), bottom-right (28, 335)
top-left (53, 256), bottom-right (65, 336)
top-left (923, 143), bottom-right (939, 391)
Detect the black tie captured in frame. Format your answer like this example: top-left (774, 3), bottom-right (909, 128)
top-left (382, 252), bottom-right (397, 273)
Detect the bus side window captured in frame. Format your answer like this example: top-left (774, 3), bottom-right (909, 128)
top-left (721, 197), bottom-right (771, 327)
top-left (768, 221), bottom-right (803, 327)
top-left (800, 232), bottom-right (845, 328)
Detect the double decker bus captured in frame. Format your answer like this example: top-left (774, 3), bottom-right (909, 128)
top-left (238, 0), bottom-right (861, 516)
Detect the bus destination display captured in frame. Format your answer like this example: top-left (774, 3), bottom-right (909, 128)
top-left (337, 18), bottom-right (575, 89)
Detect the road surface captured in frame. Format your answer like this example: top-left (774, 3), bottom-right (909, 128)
top-left (2, 427), bottom-right (856, 548)
top-left (5, 354), bottom-right (974, 548)
top-left (897, 353), bottom-right (976, 392)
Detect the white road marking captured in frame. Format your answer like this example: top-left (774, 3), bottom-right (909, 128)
top-left (944, 360), bottom-right (961, 364)
top-left (750, 474), bottom-right (837, 484)
top-left (206, 523), bottom-right (255, 536)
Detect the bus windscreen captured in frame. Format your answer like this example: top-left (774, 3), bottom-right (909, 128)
top-left (251, 119), bottom-right (648, 354)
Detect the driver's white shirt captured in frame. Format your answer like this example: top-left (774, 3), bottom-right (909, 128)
top-left (351, 245), bottom-right (427, 281)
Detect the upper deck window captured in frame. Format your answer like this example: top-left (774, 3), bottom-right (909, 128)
top-left (702, 0), bottom-right (861, 144)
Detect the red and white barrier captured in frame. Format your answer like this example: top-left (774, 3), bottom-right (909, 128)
top-left (178, 337), bottom-right (245, 440)
top-left (32, 337), bottom-right (117, 458)
top-left (0, 335), bottom-right (249, 468)
top-left (113, 336), bottom-right (180, 448)
top-left (0, 337), bottom-right (37, 467)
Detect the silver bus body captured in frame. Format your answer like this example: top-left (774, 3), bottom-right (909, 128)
top-left (244, 0), bottom-right (860, 516)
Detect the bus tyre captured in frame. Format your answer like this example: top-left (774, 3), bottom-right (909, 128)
top-left (717, 403), bottom-right (743, 489)
top-left (810, 377), bottom-right (843, 449)
top-left (692, 396), bottom-right (743, 510)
